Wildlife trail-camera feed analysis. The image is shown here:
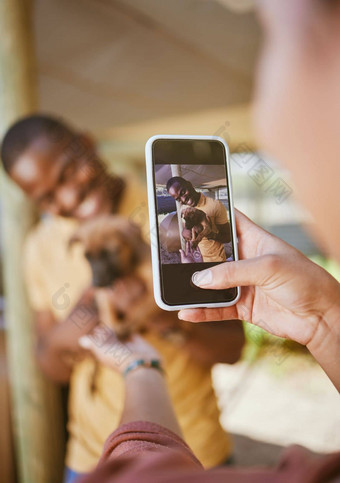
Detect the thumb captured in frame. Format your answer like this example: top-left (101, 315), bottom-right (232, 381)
top-left (191, 255), bottom-right (281, 289)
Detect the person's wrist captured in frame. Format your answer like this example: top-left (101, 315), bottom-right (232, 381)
top-left (124, 364), bottom-right (165, 382)
top-left (122, 359), bottom-right (164, 378)
top-left (117, 350), bottom-right (163, 374)
top-left (306, 301), bottom-right (340, 391)
top-left (306, 301), bottom-right (340, 357)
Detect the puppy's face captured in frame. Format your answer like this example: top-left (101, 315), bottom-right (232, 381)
top-left (70, 216), bottom-right (144, 287)
top-left (181, 207), bottom-right (205, 231)
top-left (85, 238), bottom-right (136, 287)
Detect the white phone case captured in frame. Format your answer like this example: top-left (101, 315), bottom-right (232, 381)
top-left (145, 134), bottom-right (240, 311)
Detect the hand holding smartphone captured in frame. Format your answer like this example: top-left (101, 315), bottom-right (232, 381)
top-left (146, 135), bottom-right (240, 310)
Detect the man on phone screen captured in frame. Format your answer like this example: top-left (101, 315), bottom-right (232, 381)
top-left (167, 176), bottom-right (231, 262)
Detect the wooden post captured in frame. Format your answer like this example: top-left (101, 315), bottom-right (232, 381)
top-left (0, 1), bottom-right (65, 482)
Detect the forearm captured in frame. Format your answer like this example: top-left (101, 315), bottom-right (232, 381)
top-left (120, 368), bottom-right (182, 437)
top-left (45, 294), bottom-right (99, 353)
top-left (49, 306), bottom-right (98, 350)
top-left (211, 224), bottom-right (231, 244)
top-left (307, 304), bottom-right (340, 392)
top-left (214, 233), bottom-right (230, 244)
top-left (183, 320), bottom-right (245, 367)
top-left (36, 343), bottom-right (72, 383)
top-left (37, 292), bottom-right (99, 382)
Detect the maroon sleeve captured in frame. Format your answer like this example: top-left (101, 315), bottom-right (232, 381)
top-left (79, 421), bottom-right (204, 483)
top-left (80, 422), bottom-right (340, 483)
top-left (98, 420), bottom-right (202, 467)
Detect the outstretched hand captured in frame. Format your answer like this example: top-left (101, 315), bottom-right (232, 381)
top-left (179, 210), bottom-right (340, 347)
top-left (180, 240), bottom-right (203, 263)
top-left (79, 326), bottom-right (161, 374)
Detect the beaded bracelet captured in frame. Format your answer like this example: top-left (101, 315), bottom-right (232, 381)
top-left (123, 359), bottom-right (164, 378)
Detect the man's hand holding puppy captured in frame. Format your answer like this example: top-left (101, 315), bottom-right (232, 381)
top-left (180, 240), bottom-right (203, 264)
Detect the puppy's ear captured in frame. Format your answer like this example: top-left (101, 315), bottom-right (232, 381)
top-left (125, 220), bottom-right (143, 243)
top-left (123, 221), bottom-right (146, 262)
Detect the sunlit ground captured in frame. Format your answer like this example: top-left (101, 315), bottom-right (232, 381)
top-left (213, 350), bottom-right (340, 466)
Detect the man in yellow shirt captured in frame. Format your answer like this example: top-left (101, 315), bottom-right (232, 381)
top-left (167, 176), bottom-right (231, 262)
top-left (1, 115), bottom-right (244, 482)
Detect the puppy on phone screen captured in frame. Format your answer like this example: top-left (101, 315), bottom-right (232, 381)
top-left (167, 176), bottom-right (231, 263)
top-left (181, 207), bottom-right (213, 249)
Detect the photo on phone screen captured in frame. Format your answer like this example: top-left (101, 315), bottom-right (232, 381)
top-left (147, 136), bottom-right (239, 309)
top-left (156, 163), bottom-right (233, 265)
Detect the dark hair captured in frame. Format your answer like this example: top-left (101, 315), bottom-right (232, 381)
top-left (0, 114), bottom-right (74, 173)
top-left (166, 176), bottom-right (189, 192)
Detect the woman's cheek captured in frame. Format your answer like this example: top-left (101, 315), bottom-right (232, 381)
top-left (253, 40), bottom-right (302, 161)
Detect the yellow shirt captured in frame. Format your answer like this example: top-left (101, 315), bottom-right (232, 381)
top-left (24, 179), bottom-right (232, 470)
top-left (194, 193), bottom-right (229, 263)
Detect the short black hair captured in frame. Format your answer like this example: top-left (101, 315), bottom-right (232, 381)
top-left (166, 176), bottom-right (189, 192)
top-left (0, 114), bottom-right (74, 173)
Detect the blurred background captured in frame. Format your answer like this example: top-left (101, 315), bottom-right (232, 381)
top-left (0, 1), bottom-right (339, 482)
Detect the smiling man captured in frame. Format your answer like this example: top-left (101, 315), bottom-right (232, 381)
top-left (7, 121), bottom-right (123, 220)
top-left (167, 176), bottom-right (231, 262)
top-left (1, 115), bottom-right (245, 482)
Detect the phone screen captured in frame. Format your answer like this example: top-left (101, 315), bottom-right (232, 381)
top-left (152, 138), bottom-right (238, 306)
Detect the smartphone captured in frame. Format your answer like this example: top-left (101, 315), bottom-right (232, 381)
top-left (145, 135), bottom-right (240, 311)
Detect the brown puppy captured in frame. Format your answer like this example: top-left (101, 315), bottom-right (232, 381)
top-left (181, 207), bottom-right (213, 249)
top-left (70, 215), bottom-right (156, 339)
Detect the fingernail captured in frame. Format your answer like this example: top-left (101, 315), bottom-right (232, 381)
top-left (79, 336), bottom-right (91, 349)
top-left (192, 269), bottom-right (213, 287)
top-left (178, 312), bottom-right (184, 320)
